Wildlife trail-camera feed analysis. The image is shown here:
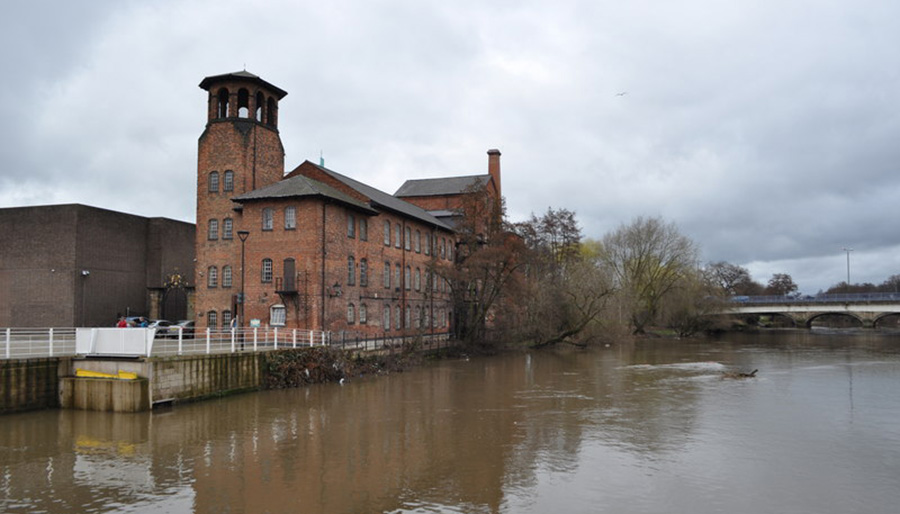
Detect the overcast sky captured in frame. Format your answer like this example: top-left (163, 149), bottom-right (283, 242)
top-left (2, 0), bottom-right (899, 293)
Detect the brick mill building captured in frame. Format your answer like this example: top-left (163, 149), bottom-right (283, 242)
top-left (195, 71), bottom-right (501, 336)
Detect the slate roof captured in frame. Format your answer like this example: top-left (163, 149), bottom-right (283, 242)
top-left (198, 70), bottom-right (288, 99)
top-left (307, 162), bottom-right (454, 231)
top-left (232, 174), bottom-right (376, 214)
top-left (394, 174), bottom-right (490, 197)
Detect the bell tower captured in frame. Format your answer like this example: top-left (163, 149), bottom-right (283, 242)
top-left (195, 71), bottom-right (288, 330)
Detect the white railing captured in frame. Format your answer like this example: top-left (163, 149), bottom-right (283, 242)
top-left (2, 328), bottom-right (78, 359)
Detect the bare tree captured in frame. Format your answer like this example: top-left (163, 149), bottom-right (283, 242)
top-left (766, 273), bottom-right (798, 296)
top-left (601, 216), bottom-right (699, 334)
top-left (706, 261), bottom-right (764, 295)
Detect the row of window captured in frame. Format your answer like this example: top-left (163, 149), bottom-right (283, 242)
top-left (347, 303), bottom-right (449, 330)
top-left (206, 265), bottom-right (234, 288)
top-left (208, 218), bottom-right (234, 240)
top-left (206, 309), bottom-right (233, 329)
top-left (208, 170), bottom-right (234, 193)
top-left (380, 220), bottom-right (453, 261)
top-left (214, 87), bottom-right (277, 126)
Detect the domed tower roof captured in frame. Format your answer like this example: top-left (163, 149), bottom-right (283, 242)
top-left (199, 70), bottom-right (288, 99)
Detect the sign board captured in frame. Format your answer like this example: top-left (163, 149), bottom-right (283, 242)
top-left (250, 319), bottom-right (261, 328)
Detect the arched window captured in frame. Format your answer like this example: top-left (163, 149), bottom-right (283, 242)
top-left (255, 91), bottom-right (265, 122)
top-left (347, 303), bottom-right (355, 324)
top-left (395, 264), bottom-right (401, 290)
top-left (216, 88), bottom-right (229, 118)
top-left (415, 268), bottom-right (421, 291)
top-left (222, 218), bottom-right (233, 239)
top-left (360, 304), bottom-right (367, 324)
top-left (207, 266), bottom-right (218, 287)
top-left (405, 266), bottom-right (411, 290)
top-left (208, 219), bottom-right (219, 240)
top-left (223, 170), bottom-right (234, 192)
top-left (383, 261), bottom-right (391, 288)
top-left (347, 256), bottom-right (356, 286)
top-left (415, 306), bottom-right (422, 328)
top-left (405, 305), bottom-right (411, 328)
top-left (415, 230), bottom-right (421, 253)
top-left (222, 310), bottom-right (232, 328)
top-left (425, 233), bottom-right (431, 255)
top-left (222, 265), bottom-right (233, 288)
top-left (261, 258), bottom-right (273, 283)
top-left (395, 305), bottom-right (402, 330)
top-left (359, 218), bottom-right (368, 241)
top-left (404, 227), bottom-right (411, 250)
top-left (347, 213), bottom-right (355, 238)
top-left (237, 88), bottom-right (250, 118)
top-left (383, 221), bottom-right (391, 246)
top-left (208, 310), bottom-right (218, 329)
top-left (383, 304), bottom-right (391, 330)
top-left (266, 97), bottom-right (277, 126)
top-left (360, 259), bottom-right (368, 287)
top-left (394, 224), bottom-right (401, 248)
top-left (262, 208), bottom-right (274, 230)
top-left (208, 171), bottom-right (219, 192)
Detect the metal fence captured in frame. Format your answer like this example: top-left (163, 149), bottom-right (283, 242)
top-left (2, 326), bottom-right (451, 360)
top-left (732, 293), bottom-right (900, 304)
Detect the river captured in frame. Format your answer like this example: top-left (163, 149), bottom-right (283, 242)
top-left (2, 331), bottom-right (900, 513)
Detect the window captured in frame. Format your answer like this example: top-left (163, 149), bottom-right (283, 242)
top-left (448, 243), bottom-right (453, 261)
top-left (222, 310), bottom-right (232, 329)
top-left (208, 219), bottom-right (219, 240)
top-left (405, 266), bottom-right (411, 290)
top-left (383, 262), bottom-right (391, 288)
top-left (262, 258), bottom-right (273, 283)
top-left (384, 221), bottom-right (391, 246)
top-left (395, 305), bottom-right (401, 330)
top-left (415, 268), bottom-right (421, 291)
top-left (347, 256), bottom-right (356, 286)
top-left (440, 238), bottom-right (446, 259)
top-left (285, 206), bottom-right (296, 229)
top-left (359, 304), bottom-right (367, 324)
top-left (395, 264), bottom-right (401, 290)
top-left (238, 88), bottom-right (250, 118)
top-left (360, 259), bottom-right (368, 287)
top-left (207, 266), bottom-right (218, 288)
top-left (266, 97), bottom-right (276, 126)
top-left (347, 213), bottom-right (355, 238)
top-left (222, 265), bottom-right (233, 288)
top-left (416, 306), bottom-right (422, 328)
top-left (208, 310), bottom-right (218, 329)
top-left (405, 305), bottom-right (411, 328)
top-left (270, 304), bottom-right (286, 326)
top-left (425, 233), bottom-right (431, 255)
top-left (359, 218), bottom-right (368, 241)
top-left (394, 224), bottom-right (401, 248)
top-left (262, 208), bottom-right (274, 231)
top-left (223, 218), bottom-right (233, 239)
top-left (223, 170), bottom-right (234, 192)
top-left (383, 304), bottom-right (391, 330)
top-left (208, 171), bottom-right (219, 192)
top-left (216, 88), bottom-right (229, 118)
top-left (347, 303), bottom-right (355, 324)
top-left (404, 227), bottom-right (411, 250)
top-left (415, 230), bottom-right (421, 253)
top-left (255, 92), bottom-right (264, 122)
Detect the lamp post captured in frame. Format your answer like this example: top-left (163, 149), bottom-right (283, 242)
top-left (842, 247), bottom-right (853, 292)
top-left (238, 231), bottom-right (250, 342)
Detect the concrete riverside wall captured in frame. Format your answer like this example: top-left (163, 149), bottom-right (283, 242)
top-left (151, 353), bottom-right (261, 405)
top-left (59, 377), bottom-right (150, 413)
top-left (0, 357), bottom-right (70, 414)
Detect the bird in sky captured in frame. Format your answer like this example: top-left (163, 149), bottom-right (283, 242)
top-left (615, 91), bottom-right (628, 97)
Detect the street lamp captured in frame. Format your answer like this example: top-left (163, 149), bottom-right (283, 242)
top-left (238, 231), bottom-right (250, 337)
top-left (842, 247), bottom-right (853, 291)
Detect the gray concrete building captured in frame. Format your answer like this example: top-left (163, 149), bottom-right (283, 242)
top-left (0, 204), bottom-right (195, 327)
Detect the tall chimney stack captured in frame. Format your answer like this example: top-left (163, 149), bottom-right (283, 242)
top-left (487, 148), bottom-right (501, 198)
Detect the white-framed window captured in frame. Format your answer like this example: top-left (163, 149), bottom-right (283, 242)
top-left (262, 208), bottom-right (274, 230)
top-left (207, 266), bottom-right (218, 288)
top-left (208, 219), bottom-right (219, 240)
top-left (270, 304), bottom-right (286, 326)
top-left (208, 171), bottom-right (219, 192)
top-left (347, 303), bottom-right (355, 324)
top-left (222, 218), bottom-right (233, 239)
top-left (208, 310), bottom-right (218, 329)
top-left (285, 206), bottom-right (296, 229)
top-left (359, 303), bottom-right (367, 324)
top-left (223, 170), bottom-right (234, 192)
top-left (222, 265), bottom-right (233, 288)
top-left (222, 310), bottom-right (232, 328)
top-left (261, 258), bottom-right (273, 283)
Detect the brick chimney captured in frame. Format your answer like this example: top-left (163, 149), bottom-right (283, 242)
top-left (487, 149), bottom-right (501, 198)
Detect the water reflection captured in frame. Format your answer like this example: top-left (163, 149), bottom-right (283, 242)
top-left (2, 331), bottom-right (900, 513)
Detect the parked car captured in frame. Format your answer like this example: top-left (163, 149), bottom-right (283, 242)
top-left (148, 319), bottom-right (174, 337)
top-left (174, 320), bottom-right (195, 338)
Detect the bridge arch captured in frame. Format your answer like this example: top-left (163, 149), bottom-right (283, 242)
top-left (806, 312), bottom-right (864, 329)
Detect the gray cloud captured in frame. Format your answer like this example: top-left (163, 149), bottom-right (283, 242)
top-left (2, 0), bottom-right (899, 293)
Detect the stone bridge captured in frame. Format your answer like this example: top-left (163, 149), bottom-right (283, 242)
top-left (724, 293), bottom-right (900, 328)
